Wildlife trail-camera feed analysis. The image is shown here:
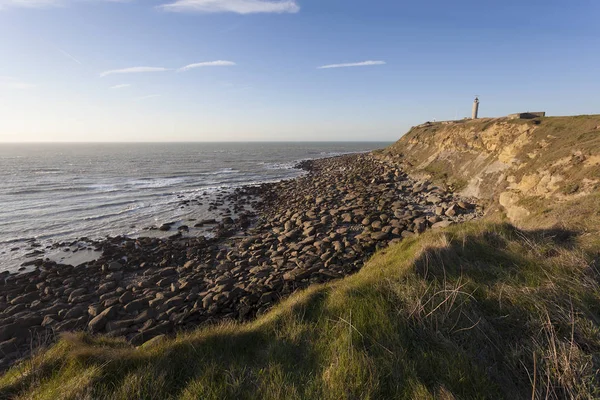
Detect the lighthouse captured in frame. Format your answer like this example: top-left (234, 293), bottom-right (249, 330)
top-left (472, 97), bottom-right (480, 119)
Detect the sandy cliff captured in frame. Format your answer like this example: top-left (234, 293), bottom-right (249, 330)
top-left (378, 115), bottom-right (600, 228)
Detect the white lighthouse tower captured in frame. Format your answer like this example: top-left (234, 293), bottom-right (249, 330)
top-left (472, 97), bottom-right (480, 119)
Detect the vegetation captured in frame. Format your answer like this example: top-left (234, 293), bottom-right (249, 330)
top-left (2, 221), bottom-right (599, 399)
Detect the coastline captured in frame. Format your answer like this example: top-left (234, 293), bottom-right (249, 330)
top-left (0, 153), bottom-right (482, 370)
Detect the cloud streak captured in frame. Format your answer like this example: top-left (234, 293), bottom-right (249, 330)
top-left (110, 84), bottom-right (131, 89)
top-left (177, 60), bottom-right (236, 72)
top-left (160, 0), bottom-right (299, 14)
top-left (57, 48), bottom-right (82, 65)
top-left (317, 60), bottom-right (386, 69)
top-left (100, 66), bottom-right (169, 78)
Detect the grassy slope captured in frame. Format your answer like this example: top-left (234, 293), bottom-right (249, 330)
top-left (1, 222), bottom-right (599, 399)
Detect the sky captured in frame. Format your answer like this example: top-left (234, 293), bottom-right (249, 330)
top-left (0, 0), bottom-right (599, 142)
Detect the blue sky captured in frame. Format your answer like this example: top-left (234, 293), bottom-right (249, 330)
top-left (0, 0), bottom-right (599, 142)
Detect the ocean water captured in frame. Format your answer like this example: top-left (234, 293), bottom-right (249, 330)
top-left (0, 142), bottom-right (388, 271)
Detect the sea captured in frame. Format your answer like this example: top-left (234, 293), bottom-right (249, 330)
top-left (0, 142), bottom-right (389, 272)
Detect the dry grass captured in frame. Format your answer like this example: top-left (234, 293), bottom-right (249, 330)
top-left (1, 221), bottom-right (599, 399)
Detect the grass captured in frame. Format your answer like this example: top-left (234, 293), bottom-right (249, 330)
top-left (2, 221), bottom-right (599, 399)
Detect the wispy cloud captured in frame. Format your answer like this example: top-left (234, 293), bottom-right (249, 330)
top-left (110, 83), bottom-right (131, 89)
top-left (0, 76), bottom-right (36, 89)
top-left (178, 60), bottom-right (236, 72)
top-left (160, 0), bottom-right (299, 14)
top-left (100, 67), bottom-right (169, 78)
top-left (317, 60), bottom-right (387, 69)
top-left (57, 47), bottom-right (82, 65)
top-left (135, 94), bottom-right (161, 100)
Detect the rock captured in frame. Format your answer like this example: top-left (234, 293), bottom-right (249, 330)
top-left (0, 315), bottom-right (43, 341)
top-left (371, 221), bottom-right (382, 230)
top-left (457, 201), bottom-right (475, 210)
top-left (88, 305), bottom-right (118, 333)
top-left (97, 281), bottom-right (117, 295)
top-left (63, 306), bottom-right (86, 319)
top-left (371, 232), bottom-right (388, 241)
top-left (164, 296), bottom-right (185, 308)
top-left (445, 205), bottom-right (457, 217)
top-left (401, 230), bottom-right (416, 239)
top-left (432, 221), bottom-right (453, 229)
top-left (106, 271), bottom-right (123, 281)
top-left (106, 261), bottom-right (123, 272)
top-left (139, 334), bottom-right (166, 348)
top-left (130, 322), bottom-right (173, 346)
top-left (260, 292), bottom-right (277, 304)
top-left (124, 298), bottom-right (148, 313)
top-left (119, 291), bottom-right (134, 304)
top-left (67, 288), bottom-right (87, 302)
top-left (426, 195), bottom-right (442, 204)
top-left (201, 294), bottom-right (214, 309)
top-left (105, 319), bottom-right (134, 333)
top-left (0, 338), bottom-right (18, 354)
top-left (10, 292), bottom-right (39, 305)
top-left (41, 315), bottom-right (57, 327)
top-left (88, 304), bottom-right (103, 317)
top-left (134, 309), bottom-right (157, 325)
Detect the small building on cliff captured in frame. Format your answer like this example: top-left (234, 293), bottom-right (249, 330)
top-left (508, 112), bottom-right (546, 119)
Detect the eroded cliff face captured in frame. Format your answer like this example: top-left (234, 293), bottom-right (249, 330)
top-left (379, 115), bottom-right (600, 225)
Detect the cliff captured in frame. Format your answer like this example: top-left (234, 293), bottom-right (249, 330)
top-left (378, 115), bottom-right (600, 234)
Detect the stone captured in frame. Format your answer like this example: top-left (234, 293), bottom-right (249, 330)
top-left (457, 201), bottom-right (474, 210)
top-left (0, 338), bottom-right (18, 354)
top-left (124, 298), bottom-right (148, 313)
top-left (432, 221), bottom-right (453, 229)
top-left (201, 294), bottom-right (214, 309)
top-left (130, 322), bottom-right (173, 346)
top-left (88, 305), bottom-right (118, 333)
top-left (88, 304), bottom-right (103, 317)
top-left (426, 195), bottom-right (442, 204)
top-left (119, 291), bottom-right (134, 304)
top-left (134, 309), bottom-right (157, 325)
top-left (164, 296), bottom-right (185, 308)
top-left (0, 315), bottom-right (43, 341)
top-left (63, 306), bottom-right (86, 319)
top-left (445, 205), bottom-right (457, 217)
top-left (260, 292), bottom-right (277, 304)
top-left (107, 261), bottom-right (123, 271)
top-left (10, 292), bottom-right (39, 305)
top-left (97, 281), bottom-right (117, 295)
top-left (41, 315), bottom-right (57, 327)
top-left (105, 319), bottom-right (134, 332)
top-left (67, 288), bottom-right (87, 302)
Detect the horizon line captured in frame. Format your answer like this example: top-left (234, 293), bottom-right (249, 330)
top-left (0, 140), bottom-right (395, 144)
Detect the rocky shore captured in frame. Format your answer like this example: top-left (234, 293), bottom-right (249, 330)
top-left (0, 154), bottom-right (482, 370)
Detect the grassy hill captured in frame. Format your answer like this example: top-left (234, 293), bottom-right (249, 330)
top-left (2, 116), bottom-right (599, 399)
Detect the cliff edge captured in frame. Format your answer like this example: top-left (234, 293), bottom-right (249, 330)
top-left (378, 115), bottom-right (600, 234)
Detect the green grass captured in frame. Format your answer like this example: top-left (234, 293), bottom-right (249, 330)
top-left (2, 221), bottom-right (599, 399)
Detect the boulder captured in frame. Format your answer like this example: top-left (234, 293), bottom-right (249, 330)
top-left (88, 305), bottom-right (118, 333)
